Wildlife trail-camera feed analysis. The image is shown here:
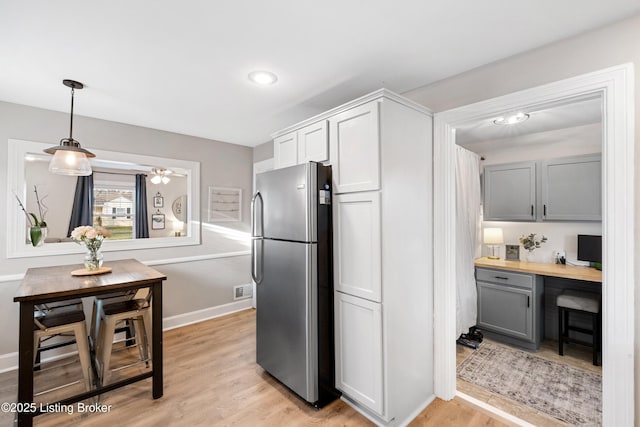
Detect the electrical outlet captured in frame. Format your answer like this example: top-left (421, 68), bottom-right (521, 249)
top-left (233, 284), bottom-right (253, 300)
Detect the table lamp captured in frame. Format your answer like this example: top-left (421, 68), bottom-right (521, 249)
top-left (484, 228), bottom-right (504, 259)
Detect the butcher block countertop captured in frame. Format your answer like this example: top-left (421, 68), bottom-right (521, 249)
top-left (474, 257), bottom-right (602, 283)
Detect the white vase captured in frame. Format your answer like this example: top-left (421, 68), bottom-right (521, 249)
top-left (526, 250), bottom-right (536, 262)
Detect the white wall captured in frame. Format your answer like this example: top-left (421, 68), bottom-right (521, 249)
top-left (405, 13), bottom-right (640, 424)
top-left (24, 159), bottom-right (76, 239)
top-left (0, 101), bottom-right (253, 357)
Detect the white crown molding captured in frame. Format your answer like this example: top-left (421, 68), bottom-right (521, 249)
top-left (271, 88), bottom-right (433, 139)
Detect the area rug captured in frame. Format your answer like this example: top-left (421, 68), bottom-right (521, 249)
top-left (457, 342), bottom-right (601, 426)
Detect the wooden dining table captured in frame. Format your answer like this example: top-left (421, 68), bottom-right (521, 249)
top-left (13, 258), bottom-right (167, 426)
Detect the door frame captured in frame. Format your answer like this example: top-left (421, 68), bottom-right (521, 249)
top-left (432, 64), bottom-right (635, 425)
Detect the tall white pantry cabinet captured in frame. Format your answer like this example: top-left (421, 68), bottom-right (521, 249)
top-left (271, 89), bottom-right (433, 426)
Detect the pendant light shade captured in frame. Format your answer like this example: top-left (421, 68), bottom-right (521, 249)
top-left (48, 149), bottom-right (93, 175)
top-left (43, 79), bottom-right (95, 176)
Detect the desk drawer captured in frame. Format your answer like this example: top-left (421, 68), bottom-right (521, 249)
top-left (476, 268), bottom-right (533, 289)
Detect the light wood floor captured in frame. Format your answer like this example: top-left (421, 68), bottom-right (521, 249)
top-left (0, 309), bottom-right (505, 426)
top-left (456, 337), bottom-right (602, 427)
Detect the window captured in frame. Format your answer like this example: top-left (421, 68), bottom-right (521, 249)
top-left (93, 185), bottom-right (135, 240)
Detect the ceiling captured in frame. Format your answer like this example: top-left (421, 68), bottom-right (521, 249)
top-left (1, 1), bottom-right (638, 147)
top-left (455, 96), bottom-right (602, 152)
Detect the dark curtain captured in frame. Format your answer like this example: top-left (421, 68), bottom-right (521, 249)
top-left (67, 174), bottom-right (94, 237)
top-left (135, 174), bottom-right (149, 238)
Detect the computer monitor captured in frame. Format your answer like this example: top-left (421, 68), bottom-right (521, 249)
top-left (577, 235), bottom-right (602, 267)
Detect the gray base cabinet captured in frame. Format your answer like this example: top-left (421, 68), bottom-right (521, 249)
top-left (476, 267), bottom-right (544, 350)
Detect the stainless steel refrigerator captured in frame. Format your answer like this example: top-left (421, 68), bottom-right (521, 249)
top-left (251, 162), bottom-right (338, 407)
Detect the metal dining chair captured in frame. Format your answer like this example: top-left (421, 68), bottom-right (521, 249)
top-left (33, 300), bottom-right (93, 393)
top-left (93, 290), bottom-right (152, 385)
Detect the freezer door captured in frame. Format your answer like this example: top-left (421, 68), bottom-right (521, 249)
top-left (256, 162), bottom-right (317, 242)
top-left (256, 239), bottom-right (318, 402)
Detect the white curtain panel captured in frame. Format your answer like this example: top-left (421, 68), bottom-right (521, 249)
top-left (455, 146), bottom-right (482, 338)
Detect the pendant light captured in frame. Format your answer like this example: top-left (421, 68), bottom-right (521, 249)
top-left (43, 79), bottom-right (95, 176)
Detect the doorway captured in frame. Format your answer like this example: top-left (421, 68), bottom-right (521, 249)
top-left (432, 64), bottom-right (635, 426)
top-left (454, 94), bottom-right (603, 425)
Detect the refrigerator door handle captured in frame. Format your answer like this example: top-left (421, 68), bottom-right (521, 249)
top-left (251, 238), bottom-right (264, 285)
top-left (251, 191), bottom-right (264, 238)
top-left (251, 191), bottom-right (264, 284)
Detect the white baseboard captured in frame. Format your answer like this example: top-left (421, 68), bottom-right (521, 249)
top-left (397, 395), bottom-right (436, 427)
top-left (340, 394), bottom-right (436, 426)
top-left (0, 352), bottom-right (18, 374)
top-left (162, 299), bottom-right (253, 331)
top-left (0, 300), bottom-right (254, 374)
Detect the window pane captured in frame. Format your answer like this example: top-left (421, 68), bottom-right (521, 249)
top-left (94, 187), bottom-right (135, 240)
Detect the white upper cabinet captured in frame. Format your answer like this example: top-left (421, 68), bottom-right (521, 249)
top-left (333, 192), bottom-right (382, 302)
top-left (273, 121), bottom-right (328, 168)
top-left (297, 120), bottom-right (328, 163)
top-left (541, 154), bottom-right (602, 221)
top-left (273, 131), bottom-right (298, 169)
top-left (329, 100), bottom-right (380, 194)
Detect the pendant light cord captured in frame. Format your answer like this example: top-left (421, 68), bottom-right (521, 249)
top-left (69, 87), bottom-right (75, 141)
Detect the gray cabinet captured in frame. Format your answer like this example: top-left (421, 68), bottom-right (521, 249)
top-left (483, 161), bottom-right (536, 221)
top-left (476, 267), bottom-right (543, 350)
top-left (483, 154), bottom-right (601, 222)
top-left (541, 154), bottom-right (601, 221)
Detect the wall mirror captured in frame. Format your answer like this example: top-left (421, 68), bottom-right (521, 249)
top-left (7, 139), bottom-right (201, 258)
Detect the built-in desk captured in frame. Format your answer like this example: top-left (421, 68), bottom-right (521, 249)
top-left (474, 257), bottom-right (602, 283)
top-left (474, 257), bottom-right (601, 350)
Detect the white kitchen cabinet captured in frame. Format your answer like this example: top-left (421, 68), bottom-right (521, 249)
top-left (297, 120), bottom-right (328, 163)
top-left (483, 161), bottom-right (536, 221)
top-left (273, 121), bottom-right (328, 169)
top-left (329, 100), bottom-right (380, 194)
top-left (273, 131), bottom-right (298, 169)
top-left (541, 154), bottom-right (601, 221)
top-left (333, 192), bottom-right (381, 302)
top-left (334, 291), bottom-right (383, 415)
top-left (270, 89), bottom-right (433, 426)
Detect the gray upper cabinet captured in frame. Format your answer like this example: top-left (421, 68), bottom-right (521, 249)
top-left (541, 154), bottom-right (602, 221)
top-left (483, 161), bottom-right (536, 221)
top-left (483, 154), bottom-right (601, 222)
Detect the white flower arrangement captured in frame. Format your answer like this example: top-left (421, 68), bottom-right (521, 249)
top-left (71, 225), bottom-right (112, 251)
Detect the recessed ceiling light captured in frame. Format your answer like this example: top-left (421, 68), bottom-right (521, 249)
top-left (493, 112), bottom-right (530, 125)
top-left (248, 70), bottom-right (278, 85)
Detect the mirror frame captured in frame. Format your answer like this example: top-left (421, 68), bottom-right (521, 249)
top-left (7, 139), bottom-right (201, 258)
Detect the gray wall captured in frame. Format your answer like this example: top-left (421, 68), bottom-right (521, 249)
top-left (403, 13), bottom-right (640, 424)
top-left (253, 140), bottom-right (273, 163)
top-left (0, 101), bottom-right (253, 355)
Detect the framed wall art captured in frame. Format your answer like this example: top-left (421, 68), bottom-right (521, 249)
top-left (505, 244), bottom-right (520, 261)
top-left (153, 192), bottom-right (164, 208)
top-left (151, 213), bottom-right (165, 230)
top-left (208, 187), bottom-right (242, 222)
